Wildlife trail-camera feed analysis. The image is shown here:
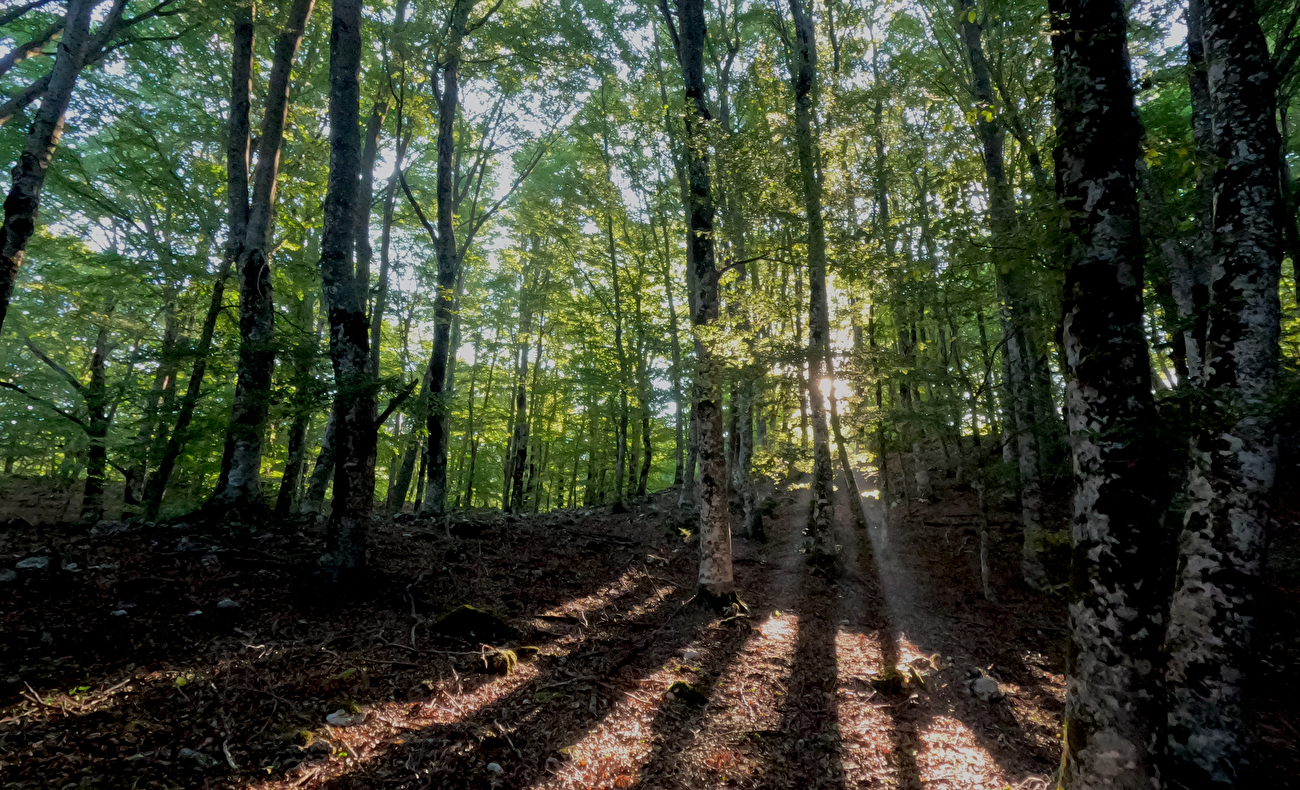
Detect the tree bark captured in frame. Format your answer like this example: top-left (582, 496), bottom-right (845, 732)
top-left (1162, 1), bottom-right (1284, 783)
top-left (79, 323), bottom-right (112, 524)
top-left (958, 0), bottom-right (1048, 589)
top-left (275, 289), bottom-right (320, 516)
top-left (661, 0), bottom-right (736, 606)
top-left (1050, 1), bottom-right (1169, 786)
top-left (418, 0), bottom-right (474, 518)
top-left (788, 0), bottom-right (838, 565)
top-left (319, 0), bottom-right (377, 580)
top-left (0, 0), bottom-right (97, 338)
top-left (214, 0), bottom-right (315, 512)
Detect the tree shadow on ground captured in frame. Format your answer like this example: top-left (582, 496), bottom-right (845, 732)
top-left (0, 502), bottom-right (690, 789)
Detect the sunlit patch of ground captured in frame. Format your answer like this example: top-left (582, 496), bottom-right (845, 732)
top-left (537, 611), bottom-right (800, 789)
top-left (915, 715), bottom-right (1009, 788)
top-left (833, 628), bottom-right (896, 783)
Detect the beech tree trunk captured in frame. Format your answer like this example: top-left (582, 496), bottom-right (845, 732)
top-left (0, 0), bottom-right (97, 339)
top-left (788, 0), bottom-right (838, 565)
top-left (143, 7), bottom-right (254, 520)
top-left (213, 0), bottom-right (315, 512)
top-left (79, 324), bottom-right (112, 524)
top-left (1050, 1), bottom-right (1169, 786)
top-left (958, 0), bottom-right (1048, 590)
top-left (661, 0), bottom-right (736, 607)
top-left (319, 0), bottom-right (377, 579)
top-left (1162, 1), bottom-right (1284, 783)
top-left (417, 0), bottom-right (474, 518)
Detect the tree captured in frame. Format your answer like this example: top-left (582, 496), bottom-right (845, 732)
top-left (660, 0), bottom-right (737, 608)
top-left (1162, 0), bottom-right (1285, 783)
top-left (1050, 0), bottom-right (1169, 786)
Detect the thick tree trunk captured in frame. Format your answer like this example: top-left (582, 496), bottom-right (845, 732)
top-left (661, 0), bottom-right (735, 606)
top-left (788, 0), bottom-right (838, 566)
top-left (1162, 1), bottom-right (1284, 783)
top-left (214, 0), bottom-right (315, 512)
top-left (0, 0), bottom-right (97, 338)
top-left (319, 0), bottom-right (377, 580)
top-left (1050, 1), bottom-right (1169, 786)
top-left (958, 0), bottom-right (1048, 589)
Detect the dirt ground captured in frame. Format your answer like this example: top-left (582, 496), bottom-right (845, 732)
top-left (1, 468), bottom-right (1298, 789)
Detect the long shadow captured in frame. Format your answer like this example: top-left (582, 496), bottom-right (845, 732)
top-left (843, 475), bottom-right (1060, 787)
top-left (0, 506), bottom-right (672, 788)
top-left (315, 576), bottom-right (711, 789)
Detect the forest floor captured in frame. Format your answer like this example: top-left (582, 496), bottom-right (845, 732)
top-left (2, 469), bottom-right (1299, 789)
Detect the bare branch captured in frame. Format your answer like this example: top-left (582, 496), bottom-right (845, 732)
top-left (0, 381), bottom-right (87, 429)
top-left (24, 337), bottom-right (83, 391)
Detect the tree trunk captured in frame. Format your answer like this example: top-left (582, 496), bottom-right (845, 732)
top-left (0, 0), bottom-right (97, 337)
top-left (1163, 1), bottom-right (1284, 783)
top-left (1050, 1), bottom-right (1170, 786)
top-left (143, 5), bottom-right (253, 519)
top-left (79, 323), bottom-right (112, 524)
top-left (662, 0), bottom-right (736, 607)
top-left (276, 290), bottom-right (320, 516)
top-left (300, 412), bottom-right (335, 515)
top-left (214, 0), bottom-right (315, 512)
top-left (319, 0), bottom-right (377, 580)
top-left (418, 1), bottom-right (473, 518)
top-left (354, 100), bottom-right (386, 306)
top-left (958, 0), bottom-right (1048, 589)
top-left (788, 0), bottom-right (838, 564)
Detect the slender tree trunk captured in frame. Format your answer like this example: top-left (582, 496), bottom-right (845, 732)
top-left (418, 2), bottom-right (473, 518)
top-left (788, 0), bottom-right (838, 564)
top-left (354, 100), bottom-right (386, 306)
top-left (0, 0), bottom-right (97, 338)
top-left (143, 6), bottom-right (254, 519)
top-left (1163, 1), bottom-right (1284, 783)
top-left (125, 298), bottom-right (179, 505)
top-left (662, 0), bottom-right (736, 606)
top-left (79, 324), bottom-right (112, 523)
top-left (319, 0), bottom-right (376, 579)
top-left (276, 291), bottom-right (320, 516)
top-left (659, 217), bottom-right (686, 485)
top-left (300, 412), bottom-right (334, 515)
top-left (1050, 1), bottom-right (1170, 786)
top-left (214, 0), bottom-right (315, 512)
top-left (958, 0), bottom-right (1048, 589)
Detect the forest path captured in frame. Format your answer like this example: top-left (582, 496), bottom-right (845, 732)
top-left (0, 475), bottom-right (1065, 790)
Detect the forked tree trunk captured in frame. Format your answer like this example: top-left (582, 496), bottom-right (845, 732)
top-left (1162, 1), bottom-right (1284, 783)
top-left (661, 0), bottom-right (736, 607)
top-left (788, 0), bottom-right (837, 565)
top-left (1050, 1), bottom-right (1169, 786)
top-left (0, 0), bottom-right (98, 339)
top-left (214, 0), bottom-right (315, 512)
top-left (319, 0), bottom-right (377, 579)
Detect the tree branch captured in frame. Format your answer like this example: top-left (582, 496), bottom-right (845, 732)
top-left (0, 381), bottom-right (87, 429)
top-left (376, 376), bottom-right (421, 427)
top-left (25, 337), bottom-right (83, 391)
top-left (400, 170), bottom-right (440, 246)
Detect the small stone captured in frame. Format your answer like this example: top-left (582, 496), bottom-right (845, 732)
top-left (16, 556), bottom-right (49, 570)
top-left (326, 709), bottom-right (366, 727)
top-left (178, 747), bottom-right (219, 769)
top-left (188, 609), bottom-right (203, 617)
top-left (969, 676), bottom-right (1001, 702)
top-left (110, 609), bottom-right (128, 617)
top-left (0, 569), bottom-right (16, 582)
top-left (486, 762), bottom-right (504, 774)
top-left (681, 648), bottom-right (701, 663)
top-left (217, 598), bottom-right (240, 609)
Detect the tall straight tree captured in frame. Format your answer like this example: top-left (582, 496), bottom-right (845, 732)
top-left (956, 0), bottom-right (1048, 589)
top-left (660, 0), bottom-right (737, 607)
top-left (417, 0), bottom-right (474, 518)
top-left (1162, 0), bottom-right (1284, 783)
top-left (0, 0), bottom-right (98, 340)
top-left (318, 0), bottom-right (376, 578)
top-left (786, 0), bottom-right (841, 561)
top-left (1050, 0), bottom-right (1169, 786)
top-left (212, 0), bottom-right (315, 512)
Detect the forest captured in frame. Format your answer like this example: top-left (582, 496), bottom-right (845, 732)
top-left (1, 0), bottom-right (1299, 787)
